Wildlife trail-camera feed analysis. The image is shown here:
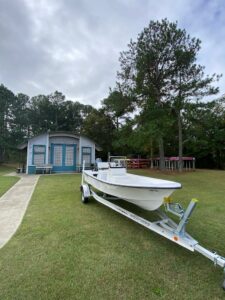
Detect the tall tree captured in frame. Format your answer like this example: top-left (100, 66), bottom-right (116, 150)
top-left (0, 84), bottom-right (15, 161)
top-left (184, 97), bottom-right (225, 169)
top-left (48, 91), bottom-right (66, 130)
top-left (29, 94), bottom-right (53, 134)
top-left (117, 19), bottom-right (189, 169)
top-left (81, 108), bottom-right (115, 156)
top-left (10, 93), bottom-right (30, 141)
top-left (171, 34), bottom-right (221, 171)
top-left (117, 19), bottom-right (221, 170)
top-left (57, 101), bottom-right (95, 133)
top-left (102, 89), bottom-right (133, 130)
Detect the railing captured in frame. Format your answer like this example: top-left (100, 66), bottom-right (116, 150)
top-left (126, 157), bottom-right (195, 171)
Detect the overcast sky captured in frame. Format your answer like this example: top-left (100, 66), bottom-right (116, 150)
top-left (0, 0), bottom-right (224, 107)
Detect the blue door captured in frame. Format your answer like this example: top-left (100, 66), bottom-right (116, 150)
top-left (51, 144), bottom-right (76, 172)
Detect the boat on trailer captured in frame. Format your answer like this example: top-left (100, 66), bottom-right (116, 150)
top-left (80, 157), bottom-right (225, 289)
top-left (83, 161), bottom-right (181, 210)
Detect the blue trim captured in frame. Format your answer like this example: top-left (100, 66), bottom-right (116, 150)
top-left (51, 143), bottom-right (76, 172)
top-left (28, 165), bottom-right (36, 174)
top-left (32, 144), bottom-right (46, 165)
top-left (81, 146), bottom-right (92, 166)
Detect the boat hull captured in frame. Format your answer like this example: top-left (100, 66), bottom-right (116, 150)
top-left (84, 172), bottom-right (176, 211)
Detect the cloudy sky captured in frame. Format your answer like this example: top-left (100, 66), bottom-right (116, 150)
top-left (0, 0), bottom-right (224, 106)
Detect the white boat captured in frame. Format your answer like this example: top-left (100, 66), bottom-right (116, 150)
top-left (83, 161), bottom-right (181, 211)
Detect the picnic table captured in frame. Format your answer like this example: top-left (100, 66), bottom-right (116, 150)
top-left (127, 159), bottom-right (151, 169)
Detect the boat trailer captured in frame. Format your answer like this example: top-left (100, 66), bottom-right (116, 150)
top-left (80, 181), bottom-right (225, 289)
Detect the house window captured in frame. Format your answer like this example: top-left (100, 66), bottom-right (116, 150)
top-left (33, 145), bottom-right (46, 165)
top-left (65, 145), bottom-right (74, 166)
top-left (53, 145), bottom-right (63, 166)
top-left (82, 147), bottom-right (92, 167)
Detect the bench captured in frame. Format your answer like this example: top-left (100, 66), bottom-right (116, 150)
top-left (35, 164), bottom-right (53, 174)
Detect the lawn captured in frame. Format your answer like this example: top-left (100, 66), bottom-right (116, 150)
top-left (0, 165), bottom-right (19, 197)
top-left (0, 170), bottom-right (224, 299)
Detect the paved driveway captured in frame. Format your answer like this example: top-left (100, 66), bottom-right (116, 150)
top-left (0, 174), bottom-right (39, 249)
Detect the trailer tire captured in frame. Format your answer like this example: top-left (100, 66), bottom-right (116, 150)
top-left (80, 185), bottom-right (89, 204)
top-left (82, 193), bottom-right (89, 204)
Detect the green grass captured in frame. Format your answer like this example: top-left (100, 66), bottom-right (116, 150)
top-left (0, 165), bottom-right (19, 197)
top-left (0, 170), bottom-right (224, 299)
top-left (0, 164), bottom-right (16, 175)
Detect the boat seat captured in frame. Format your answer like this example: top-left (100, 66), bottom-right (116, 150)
top-left (109, 162), bottom-right (117, 167)
top-left (97, 162), bottom-right (109, 170)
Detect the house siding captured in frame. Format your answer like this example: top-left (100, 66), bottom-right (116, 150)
top-left (80, 136), bottom-right (95, 165)
top-left (27, 134), bottom-right (47, 166)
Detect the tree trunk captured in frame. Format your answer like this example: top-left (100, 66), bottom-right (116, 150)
top-left (55, 113), bottom-right (58, 130)
top-left (0, 115), bottom-right (7, 162)
top-left (178, 110), bottom-right (183, 172)
top-left (116, 117), bottom-right (119, 130)
top-left (150, 139), bottom-right (154, 169)
top-left (158, 137), bottom-right (165, 170)
top-left (0, 147), bottom-right (3, 162)
top-left (156, 92), bottom-right (165, 171)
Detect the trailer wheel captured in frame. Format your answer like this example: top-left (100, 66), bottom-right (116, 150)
top-left (80, 185), bottom-right (89, 204)
top-left (81, 193), bottom-right (89, 203)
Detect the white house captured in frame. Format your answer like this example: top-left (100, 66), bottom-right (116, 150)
top-left (18, 132), bottom-right (101, 174)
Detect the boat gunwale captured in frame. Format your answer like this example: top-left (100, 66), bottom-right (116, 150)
top-left (84, 170), bottom-right (182, 190)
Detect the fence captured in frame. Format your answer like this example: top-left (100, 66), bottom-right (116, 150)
top-left (127, 157), bottom-right (195, 171)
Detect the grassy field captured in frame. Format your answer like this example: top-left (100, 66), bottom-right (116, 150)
top-left (0, 165), bottom-right (19, 197)
top-left (0, 170), bottom-right (224, 299)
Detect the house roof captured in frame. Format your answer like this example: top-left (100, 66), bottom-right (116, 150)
top-left (17, 142), bottom-right (28, 150)
top-left (49, 131), bottom-right (80, 139)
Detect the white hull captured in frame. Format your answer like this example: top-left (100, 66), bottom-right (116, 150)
top-left (83, 169), bottom-right (181, 211)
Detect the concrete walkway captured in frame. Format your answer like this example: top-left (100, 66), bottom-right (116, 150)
top-left (0, 174), bottom-right (39, 249)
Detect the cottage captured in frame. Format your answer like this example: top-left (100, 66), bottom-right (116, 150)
top-left (18, 132), bottom-right (100, 174)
